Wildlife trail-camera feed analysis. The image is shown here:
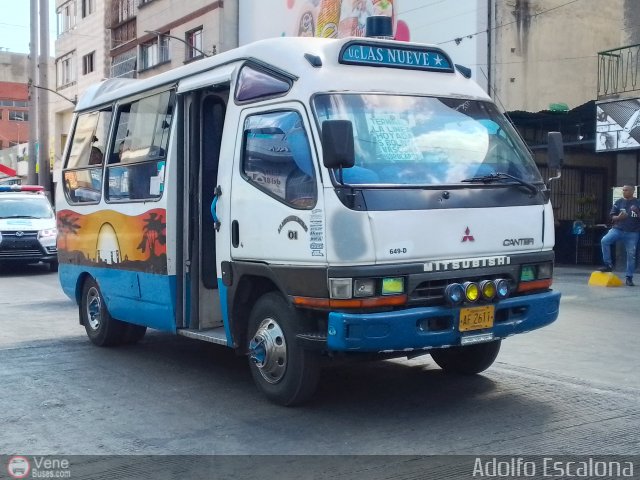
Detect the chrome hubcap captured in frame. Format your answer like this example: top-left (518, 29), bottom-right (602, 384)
top-left (249, 317), bottom-right (287, 384)
top-left (86, 286), bottom-right (101, 330)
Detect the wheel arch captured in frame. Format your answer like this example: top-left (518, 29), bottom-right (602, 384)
top-left (230, 273), bottom-right (280, 354)
top-left (75, 271), bottom-right (94, 325)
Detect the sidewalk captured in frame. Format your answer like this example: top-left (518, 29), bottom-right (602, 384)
top-left (554, 262), bottom-right (640, 283)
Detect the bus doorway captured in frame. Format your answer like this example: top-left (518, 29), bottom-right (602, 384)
top-left (180, 88), bottom-right (228, 338)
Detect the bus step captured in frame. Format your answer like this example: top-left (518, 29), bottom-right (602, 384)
top-left (177, 327), bottom-right (228, 346)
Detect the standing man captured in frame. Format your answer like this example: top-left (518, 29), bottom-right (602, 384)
top-left (599, 185), bottom-right (640, 286)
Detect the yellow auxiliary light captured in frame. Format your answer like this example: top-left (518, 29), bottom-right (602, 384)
top-left (463, 282), bottom-right (480, 302)
top-left (480, 280), bottom-right (497, 300)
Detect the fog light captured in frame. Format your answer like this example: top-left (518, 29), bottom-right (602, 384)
top-left (329, 278), bottom-right (352, 299)
top-left (444, 283), bottom-right (464, 305)
top-left (381, 277), bottom-right (404, 295)
top-left (353, 278), bottom-right (375, 297)
top-left (463, 281), bottom-right (480, 302)
top-left (495, 278), bottom-right (510, 299)
top-left (480, 280), bottom-right (496, 300)
top-left (520, 265), bottom-right (536, 281)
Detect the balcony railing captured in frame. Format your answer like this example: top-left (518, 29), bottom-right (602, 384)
top-left (597, 44), bottom-right (640, 98)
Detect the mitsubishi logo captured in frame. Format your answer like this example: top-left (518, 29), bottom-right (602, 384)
top-left (15, 231), bottom-right (24, 237)
top-left (461, 227), bottom-right (475, 242)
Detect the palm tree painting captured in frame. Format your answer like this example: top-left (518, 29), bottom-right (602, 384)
top-left (57, 211), bottom-right (81, 251)
top-left (137, 212), bottom-right (166, 259)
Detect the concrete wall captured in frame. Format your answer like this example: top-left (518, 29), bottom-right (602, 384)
top-left (396, 0), bottom-right (489, 92)
top-left (0, 52), bottom-right (29, 83)
top-left (491, 0), bottom-right (624, 112)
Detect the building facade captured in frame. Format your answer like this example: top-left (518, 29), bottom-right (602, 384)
top-left (0, 52), bottom-right (30, 182)
top-left (487, 0), bottom-right (640, 264)
top-left (53, 0), bottom-right (110, 178)
top-left (52, 0), bottom-right (239, 171)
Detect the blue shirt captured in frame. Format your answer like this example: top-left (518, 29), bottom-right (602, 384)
top-left (610, 197), bottom-right (640, 232)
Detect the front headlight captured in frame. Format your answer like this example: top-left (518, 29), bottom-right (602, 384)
top-left (38, 228), bottom-right (57, 239)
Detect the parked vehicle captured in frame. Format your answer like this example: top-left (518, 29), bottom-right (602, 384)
top-left (0, 185), bottom-right (58, 271)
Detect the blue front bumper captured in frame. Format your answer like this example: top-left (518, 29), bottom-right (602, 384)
top-left (327, 290), bottom-right (561, 352)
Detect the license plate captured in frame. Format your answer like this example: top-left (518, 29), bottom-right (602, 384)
top-left (459, 305), bottom-right (494, 332)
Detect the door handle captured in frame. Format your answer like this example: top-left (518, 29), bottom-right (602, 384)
top-left (211, 185), bottom-right (222, 232)
top-left (232, 220), bottom-right (239, 247)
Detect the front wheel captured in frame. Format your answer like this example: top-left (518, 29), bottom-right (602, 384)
top-left (247, 292), bottom-right (320, 406)
top-left (80, 277), bottom-right (125, 346)
top-left (430, 340), bottom-right (501, 374)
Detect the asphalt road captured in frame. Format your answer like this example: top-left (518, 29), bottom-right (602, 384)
top-left (0, 263), bottom-right (638, 460)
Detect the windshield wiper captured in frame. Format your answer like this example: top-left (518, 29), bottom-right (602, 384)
top-left (461, 172), bottom-right (538, 195)
top-left (1, 215), bottom-right (42, 219)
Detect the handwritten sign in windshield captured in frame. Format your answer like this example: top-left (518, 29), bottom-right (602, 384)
top-left (368, 114), bottom-right (421, 162)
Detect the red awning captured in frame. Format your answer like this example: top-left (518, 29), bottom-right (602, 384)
top-left (0, 164), bottom-right (17, 177)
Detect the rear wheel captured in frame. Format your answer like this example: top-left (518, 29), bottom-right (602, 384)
top-left (430, 340), bottom-right (501, 374)
top-left (247, 292), bottom-right (320, 406)
top-left (80, 277), bottom-right (125, 346)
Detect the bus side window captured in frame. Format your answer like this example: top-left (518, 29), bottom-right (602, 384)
top-left (106, 91), bottom-right (174, 202)
top-left (242, 111), bottom-right (317, 209)
top-left (62, 109), bottom-right (112, 204)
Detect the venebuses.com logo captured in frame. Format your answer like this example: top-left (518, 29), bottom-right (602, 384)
top-left (7, 456), bottom-right (71, 478)
top-left (7, 456), bottom-right (30, 479)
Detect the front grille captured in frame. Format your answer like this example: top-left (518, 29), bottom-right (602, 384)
top-left (411, 278), bottom-right (449, 305)
top-left (0, 249), bottom-right (43, 259)
top-left (0, 231), bottom-right (45, 259)
top-left (2, 230), bottom-right (38, 238)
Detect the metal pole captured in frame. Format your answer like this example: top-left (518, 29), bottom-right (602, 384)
top-left (38, 0), bottom-right (51, 197)
top-left (27, 0), bottom-right (38, 185)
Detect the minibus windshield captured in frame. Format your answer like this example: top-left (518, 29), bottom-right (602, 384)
top-left (313, 94), bottom-right (543, 187)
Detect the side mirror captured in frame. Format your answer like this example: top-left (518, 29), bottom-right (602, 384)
top-left (547, 131), bottom-right (564, 169)
top-left (322, 120), bottom-right (355, 170)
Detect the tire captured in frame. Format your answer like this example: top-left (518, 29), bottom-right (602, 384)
top-left (247, 292), bottom-right (320, 406)
top-left (48, 260), bottom-right (59, 272)
top-left (80, 277), bottom-right (126, 346)
top-left (122, 323), bottom-right (147, 344)
top-left (430, 340), bottom-right (501, 375)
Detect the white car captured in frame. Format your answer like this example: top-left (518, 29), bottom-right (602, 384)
top-left (0, 185), bottom-right (58, 271)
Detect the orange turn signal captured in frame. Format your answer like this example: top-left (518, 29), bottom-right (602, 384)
top-left (292, 295), bottom-right (407, 309)
top-left (516, 278), bottom-right (552, 293)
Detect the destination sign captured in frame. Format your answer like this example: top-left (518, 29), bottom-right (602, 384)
top-left (339, 42), bottom-right (453, 72)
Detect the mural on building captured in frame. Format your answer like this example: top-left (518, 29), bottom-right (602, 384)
top-left (241, 0), bottom-right (410, 42)
top-left (56, 208), bottom-right (167, 274)
top-left (596, 99), bottom-right (640, 152)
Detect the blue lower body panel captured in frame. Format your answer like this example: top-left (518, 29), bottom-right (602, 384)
top-left (59, 264), bottom-right (177, 333)
top-left (327, 291), bottom-right (560, 352)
